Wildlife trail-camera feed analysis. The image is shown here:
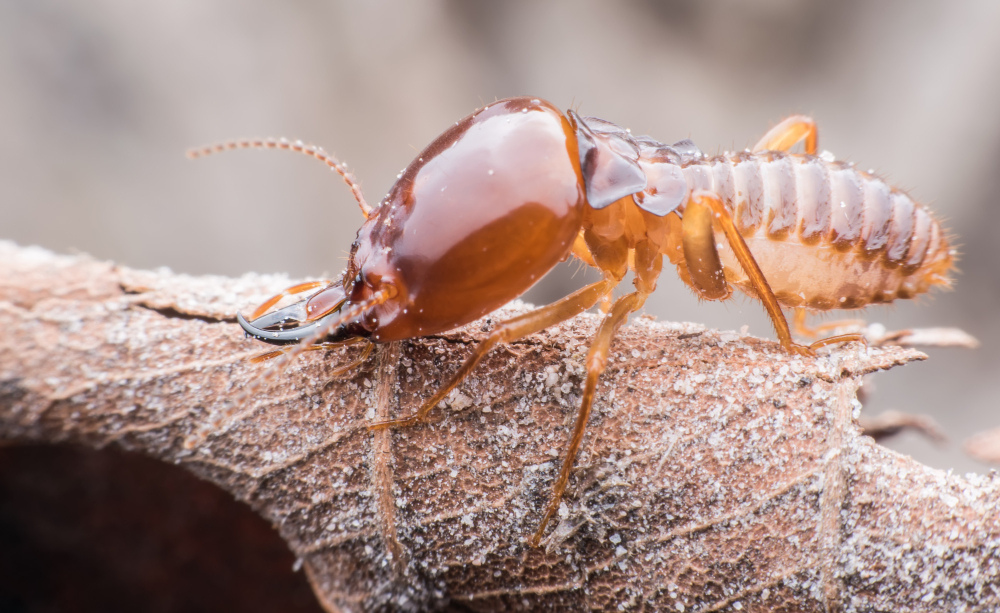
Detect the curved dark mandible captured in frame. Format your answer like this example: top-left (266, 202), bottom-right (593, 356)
top-left (237, 310), bottom-right (341, 345)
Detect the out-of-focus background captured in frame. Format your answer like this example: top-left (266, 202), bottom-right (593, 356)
top-left (2, 0), bottom-right (998, 474)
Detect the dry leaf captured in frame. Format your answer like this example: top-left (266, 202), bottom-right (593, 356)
top-left (1, 240), bottom-right (999, 612)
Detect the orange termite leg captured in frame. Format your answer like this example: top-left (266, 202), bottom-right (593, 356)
top-left (250, 280), bottom-right (330, 320)
top-left (571, 232), bottom-right (597, 268)
top-left (328, 341), bottom-right (375, 377)
top-left (752, 115), bottom-right (818, 155)
top-left (598, 293), bottom-right (613, 314)
top-left (688, 190), bottom-right (814, 356)
top-left (807, 333), bottom-right (867, 351)
top-left (681, 195), bottom-right (732, 301)
top-left (792, 308), bottom-right (866, 339)
top-left (367, 277), bottom-right (620, 431)
top-left (531, 290), bottom-right (647, 547)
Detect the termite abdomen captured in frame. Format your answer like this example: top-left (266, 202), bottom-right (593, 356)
top-left (688, 154), bottom-right (953, 310)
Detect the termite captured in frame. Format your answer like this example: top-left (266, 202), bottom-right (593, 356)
top-left (187, 96), bottom-right (954, 546)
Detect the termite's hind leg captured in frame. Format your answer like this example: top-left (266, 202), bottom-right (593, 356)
top-left (689, 191), bottom-right (864, 355)
top-left (807, 333), bottom-right (868, 352)
top-left (531, 290), bottom-right (647, 547)
top-left (792, 308), bottom-right (866, 339)
top-left (368, 276), bottom-right (620, 431)
top-left (682, 190), bottom-right (800, 352)
top-left (753, 115), bottom-right (817, 155)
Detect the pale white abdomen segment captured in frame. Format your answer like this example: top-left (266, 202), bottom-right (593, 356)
top-left (715, 238), bottom-right (946, 309)
top-left (684, 152), bottom-right (953, 310)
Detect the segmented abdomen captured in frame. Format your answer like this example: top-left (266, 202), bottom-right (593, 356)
top-left (684, 152), bottom-right (954, 310)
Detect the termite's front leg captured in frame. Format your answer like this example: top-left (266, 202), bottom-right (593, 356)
top-left (753, 115), bottom-right (818, 155)
top-left (367, 277), bottom-right (619, 431)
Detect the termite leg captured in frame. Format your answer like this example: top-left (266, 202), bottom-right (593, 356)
top-left (792, 308), bottom-right (866, 339)
top-left (598, 293), bottom-right (613, 314)
top-left (251, 280), bottom-right (330, 320)
top-left (808, 333), bottom-right (866, 352)
top-left (367, 277), bottom-right (619, 431)
top-left (687, 190), bottom-right (814, 356)
top-left (681, 198), bottom-right (732, 301)
top-left (752, 115), bottom-right (818, 155)
top-left (531, 290), bottom-right (647, 547)
top-left (328, 341), bottom-right (375, 377)
top-left (571, 232), bottom-right (597, 268)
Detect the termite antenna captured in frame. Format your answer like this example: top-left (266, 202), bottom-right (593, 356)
top-left (186, 137), bottom-right (373, 218)
top-left (182, 285), bottom-right (396, 451)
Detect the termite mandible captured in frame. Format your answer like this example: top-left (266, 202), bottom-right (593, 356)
top-left (186, 96), bottom-right (954, 546)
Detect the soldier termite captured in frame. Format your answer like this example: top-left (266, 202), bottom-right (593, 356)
top-left (187, 97), bottom-right (954, 546)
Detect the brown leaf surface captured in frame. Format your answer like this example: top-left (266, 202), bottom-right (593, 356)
top-left (1, 240), bottom-right (999, 613)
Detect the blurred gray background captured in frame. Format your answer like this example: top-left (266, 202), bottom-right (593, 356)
top-left (2, 0), bottom-right (998, 474)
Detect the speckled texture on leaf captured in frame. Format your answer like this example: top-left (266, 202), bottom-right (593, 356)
top-left (1, 241), bottom-right (998, 613)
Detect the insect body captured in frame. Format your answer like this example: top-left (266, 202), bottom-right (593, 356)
top-left (189, 97), bottom-right (953, 546)
top-left (682, 149), bottom-right (952, 309)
